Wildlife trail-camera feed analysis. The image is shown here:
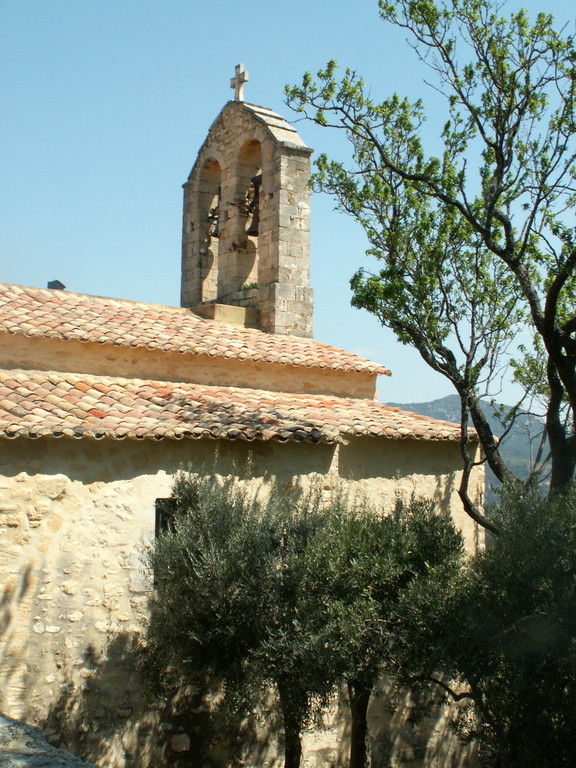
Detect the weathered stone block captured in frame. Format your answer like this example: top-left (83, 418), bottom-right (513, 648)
top-left (36, 476), bottom-right (68, 499)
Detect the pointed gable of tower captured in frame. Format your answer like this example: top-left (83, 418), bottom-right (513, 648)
top-left (181, 96), bottom-right (314, 338)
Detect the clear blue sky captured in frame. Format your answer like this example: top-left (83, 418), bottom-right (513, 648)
top-left (1, 0), bottom-right (574, 403)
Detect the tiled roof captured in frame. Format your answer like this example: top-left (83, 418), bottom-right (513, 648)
top-left (0, 284), bottom-right (391, 376)
top-left (243, 102), bottom-right (309, 148)
top-left (0, 370), bottom-right (464, 444)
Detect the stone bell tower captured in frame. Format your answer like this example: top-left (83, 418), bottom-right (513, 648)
top-left (181, 65), bottom-right (314, 338)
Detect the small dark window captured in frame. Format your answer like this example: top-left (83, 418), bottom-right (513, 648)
top-left (155, 498), bottom-right (179, 537)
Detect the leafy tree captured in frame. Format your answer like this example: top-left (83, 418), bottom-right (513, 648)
top-left (397, 485), bottom-right (576, 767)
top-left (301, 495), bottom-right (464, 768)
top-left (144, 473), bottom-right (339, 768)
top-left (287, 0), bottom-right (576, 526)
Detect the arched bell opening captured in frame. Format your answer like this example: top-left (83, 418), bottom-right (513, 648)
top-left (196, 157), bottom-right (221, 302)
top-left (225, 138), bottom-right (262, 294)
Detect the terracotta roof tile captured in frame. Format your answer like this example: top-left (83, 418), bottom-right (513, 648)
top-left (0, 284), bottom-right (390, 376)
top-left (0, 370), bottom-right (467, 444)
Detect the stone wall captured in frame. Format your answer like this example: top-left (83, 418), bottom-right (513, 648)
top-left (0, 435), bottom-right (482, 767)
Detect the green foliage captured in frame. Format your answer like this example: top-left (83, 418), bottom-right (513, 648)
top-left (299, 494), bottom-right (463, 768)
top-left (399, 485), bottom-right (576, 766)
top-left (458, 487), bottom-right (576, 766)
top-left (144, 473), bottom-right (465, 768)
top-left (287, 0), bottom-right (576, 494)
top-left (301, 495), bottom-right (464, 688)
top-left (145, 474), bottom-right (344, 768)
top-left (149, 474), bottom-right (324, 692)
top-left (146, 476), bottom-right (269, 686)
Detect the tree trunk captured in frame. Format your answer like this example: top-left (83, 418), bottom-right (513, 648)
top-left (283, 723), bottom-right (302, 768)
top-left (348, 680), bottom-right (371, 768)
top-left (548, 436), bottom-right (576, 492)
top-left (466, 394), bottom-right (515, 487)
top-left (277, 682), bottom-right (303, 768)
top-left (546, 360), bottom-right (576, 492)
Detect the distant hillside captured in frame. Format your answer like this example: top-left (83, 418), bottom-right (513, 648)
top-left (387, 395), bottom-right (548, 504)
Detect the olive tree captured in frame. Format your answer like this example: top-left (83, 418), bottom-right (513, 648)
top-left (144, 473), bottom-right (339, 768)
top-left (301, 496), bottom-right (464, 768)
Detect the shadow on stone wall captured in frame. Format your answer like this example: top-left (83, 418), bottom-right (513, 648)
top-left (0, 564), bottom-right (34, 717)
top-left (360, 679), bottom-right (478, 768)
top-left (43, 631), bottom-right (278, 768)
top-left (0, 565), bottom-right (33, 639)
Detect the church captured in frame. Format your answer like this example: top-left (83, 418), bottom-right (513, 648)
top-left (0, 67), bottom-right (483, 767)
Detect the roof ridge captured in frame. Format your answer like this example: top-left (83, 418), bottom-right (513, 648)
top-left (0, 283), bottom-right (392, 377)
top-left (1, 281), bottom-right (194, 316)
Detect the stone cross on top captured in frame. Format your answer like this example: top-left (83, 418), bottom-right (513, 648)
top-left (230, 63), bottom-right (249, 101)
